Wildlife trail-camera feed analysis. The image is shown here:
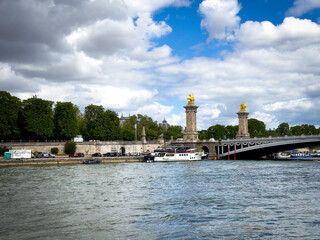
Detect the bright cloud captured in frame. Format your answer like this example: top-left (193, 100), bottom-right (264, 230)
top-left (287, 0), bottom-right (320, 17)
top-left (1, 0), bottom-right (320, 130)
top-left (237, 17), bottom-right (320, 49)
top-left (199, 0), bottom-right (241, 41)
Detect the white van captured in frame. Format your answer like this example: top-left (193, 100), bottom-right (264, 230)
top-left (73, 135), bottom-right (84, 142)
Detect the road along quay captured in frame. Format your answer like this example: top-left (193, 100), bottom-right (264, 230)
top-left (0, 156), bottom-right (145, 167)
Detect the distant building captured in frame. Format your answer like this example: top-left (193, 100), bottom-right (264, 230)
top-left (159, 118), bottom-right (170, 130)
top-left (120, 114), bottom-right (130, 127)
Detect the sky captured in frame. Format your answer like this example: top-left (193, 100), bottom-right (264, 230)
top-left (1, 0), bottom-right (320, 130)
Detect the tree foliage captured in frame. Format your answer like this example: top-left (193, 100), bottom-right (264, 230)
top-left (64, 142), bottom-right (76, 154)
top-left (51, 147), bottom-right (59, 155)
top-left (276, 123), bottom-right (290, 136)
top-left (54, 102), bottom-right (79, 139)
top-left (207, 124), bottom-right (229, 140)
top-left (0, 91), bottom-right (319, 141)
top-left (0, 91), bottom-right (21, 139)
top-left (120, 114), bottom-right (162, 141)
top-left (163, 125), bottom-right (183, 140)
top-left (83, 104), bottom-right (106, 140)
top-left (248, 118), bottom-right (267, 137)
top-left (104, 109), bottom-right (121, 140)
top-left (21, 97), bottom-right (54, 139)
top-left (82, 105), bottom-right (121, 140)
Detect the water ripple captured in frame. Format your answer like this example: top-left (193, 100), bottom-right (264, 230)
top-left (0, 161), bottom-right (320, 239)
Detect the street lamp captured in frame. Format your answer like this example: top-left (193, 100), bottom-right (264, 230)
top-left (135, 117), bottom-right (140, 141)
top-left (210, 129), bottom-right (214, 140)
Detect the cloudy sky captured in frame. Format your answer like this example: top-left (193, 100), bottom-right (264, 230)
top-left (1, 0), bottom-right (320, 130)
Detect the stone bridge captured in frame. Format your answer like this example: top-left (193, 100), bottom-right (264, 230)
top-left (171, 134), bottom-right (320, 160)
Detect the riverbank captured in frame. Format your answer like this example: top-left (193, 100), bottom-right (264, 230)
top-left (0, 156), bottom-right (145, 167)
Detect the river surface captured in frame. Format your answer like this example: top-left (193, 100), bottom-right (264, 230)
top-left (1, 160), bottom-right (320, 240)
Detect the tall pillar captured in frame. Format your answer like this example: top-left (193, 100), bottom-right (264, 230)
top-left (141, 126), bottom-right (146, 144)
top-left (183, 94), bottom-right (199, 141)
top-left (236, 103), bottom-right (250, 139)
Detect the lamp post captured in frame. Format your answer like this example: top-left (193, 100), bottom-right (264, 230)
top-left (135, 117), bottom-right (140, 141)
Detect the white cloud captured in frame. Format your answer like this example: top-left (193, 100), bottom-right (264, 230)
top-left (237, 17), bottom-right (320, 50)
top-left (197, 103), bottom-right (226, 129)
top-left (167, 113), bottom-right (185, 127)
top-left (199, 0), bottom-right (241, 41)
top-left (262, 98), bottom-right (314, 112)
top-left (250, 112), bottom-right (280, 129)
top-left (287, 0), bottom-right (320, 17)
top-left (67, 13), bottom-right (172, 59)
top-left (134, 102), bottom-right (174, 122)
top-left (124, 0), bottom-right (191, 17)
top-left (2, 0), bottom-right (320, 131)
top-left (158, 16), bottom-right (320, 129)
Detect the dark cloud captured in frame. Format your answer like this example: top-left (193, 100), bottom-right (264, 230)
top-left (0, 0), bottom-right (128, 64)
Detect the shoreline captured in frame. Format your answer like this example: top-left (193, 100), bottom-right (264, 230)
top-left (0, 156), bottom-right (145, 167)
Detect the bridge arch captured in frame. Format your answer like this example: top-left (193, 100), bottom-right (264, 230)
top-left (202, 146), bottom-right (209, 154)
top-left (171, 135), bottom-right (320, 160)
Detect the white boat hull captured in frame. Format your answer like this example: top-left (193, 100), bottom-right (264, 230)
top-left (154, 152), bottom-right (202, 162)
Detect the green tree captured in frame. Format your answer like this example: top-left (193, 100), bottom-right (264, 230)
top-left (64, 142), bottom-right (76, 154)
top-left (225, 125), bottom-right (238, 139)
top-left (137, 114), bottom-right (162, 140)
top-left (291, 125), bottom-right (302, 136)
top-left (121, 127), bottom-right (135, 141)
top-left (164, 125), bottom-right (183, 140)
top-left (54, 102), bottom-right (79, 139)
top-left (120, 114), bottom-right (162, 141)
top-left (21, 97), bottom-right (54, 139)
top-left (83, 104), bottom-right (107, 140)
top-left (198, 130), bottom-right (208, 140)
top-left (207, 125), bottom-right (228, 140)
top-left (51, 147), bottom-right (59, 155)
top-left (301, 124), bottom-right (318, 135)
top-left (0, 91), bottom-right (21, 139)
top-left (276, 123), bottom-right (291, 136)
top-left (104, 109), bottom-right (121, 140)
top-left (248, 118), bottom-right (267, 138)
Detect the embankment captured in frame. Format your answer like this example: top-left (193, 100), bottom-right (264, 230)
top-left (0, 156), bottom-right (145, 167)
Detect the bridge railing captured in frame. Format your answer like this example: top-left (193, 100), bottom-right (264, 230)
top-left (219, 134), bottom-right (320, 143)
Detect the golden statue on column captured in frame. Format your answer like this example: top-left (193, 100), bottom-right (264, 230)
top-left (240, 103), bottom-right (247, 112)
top-left (187, 94), bottom-right (195, 106)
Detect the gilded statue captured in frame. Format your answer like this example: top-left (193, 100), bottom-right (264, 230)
top-left (187, 94), bottom-right (195, 105)
top-left (240, 103), bottom-right (247, 112)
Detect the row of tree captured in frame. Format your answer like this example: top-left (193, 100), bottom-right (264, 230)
top-left (0, 91), bottom-right (182, 141)
top-left (1, 91), bottom-right (319, 141)
top-left (199, 119), bottom-right (320, 140)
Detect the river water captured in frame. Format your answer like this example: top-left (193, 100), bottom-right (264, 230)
top-left (1, 160), bottom-right (320, 240)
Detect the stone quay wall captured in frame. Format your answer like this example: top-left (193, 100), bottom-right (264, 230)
top-left (0, 156), bottom-right (145, 167)
top-left (0, 141), bottom-right (163, 155)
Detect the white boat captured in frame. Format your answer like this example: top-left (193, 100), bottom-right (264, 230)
top-left (275, 152), bottom-right (291, 159)
top-left (153, 148), bottom-right (203, 162)
top-left (290, 153), bottom-right (312, 158)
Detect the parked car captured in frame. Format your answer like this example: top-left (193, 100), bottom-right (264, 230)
top-left (69, 153), bottom-right (78, 157)
top-left (92, 153), bottom-right (102, 157)
top-left (77, 153), bottom-right (85, 157)
top-left (103, 152), bottom-right (119, 157)
top-left (35, 152), bottom-right (54, 158)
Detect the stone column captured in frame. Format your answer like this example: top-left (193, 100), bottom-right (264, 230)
top-left (236, 110), bottom-right (250, 139)
top-left (183, 105), bottom-right (199, 141)
top-left (141, 126), bottom-right (147, 144)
